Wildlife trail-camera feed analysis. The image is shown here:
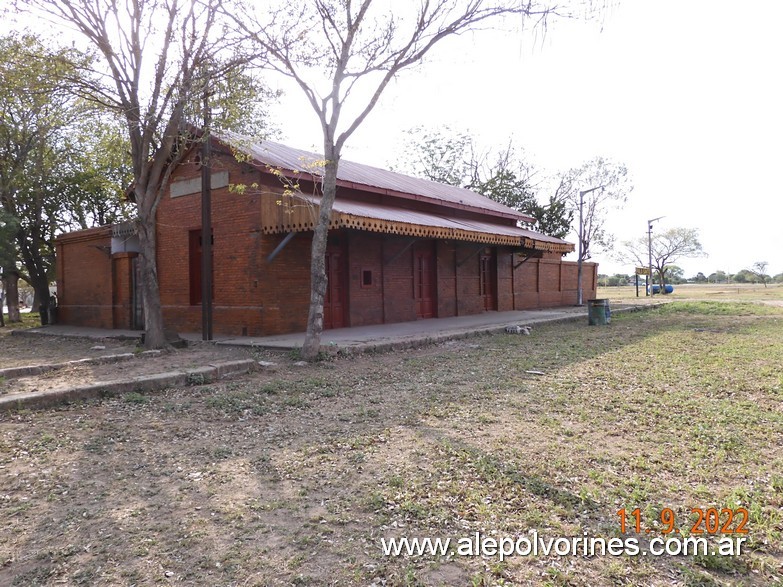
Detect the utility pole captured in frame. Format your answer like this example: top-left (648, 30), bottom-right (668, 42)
top-left (647, 216), bottom-right (664, 297)
top-left (576, 185), bottom-right (604, 305)
top-left (201, 78), bottom-right (213, 341)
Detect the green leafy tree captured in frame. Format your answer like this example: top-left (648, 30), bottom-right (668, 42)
top-left (602, 273), bottom-right (630, 287)
top-left (666, 265), bottom-right (685, 284)
top-left (528, 194), bottom-right (574, 239)
top-left (0, 34), bottom-right (94, 317)
top-left (57, 117), bottom-right (135, 231)
top-left (471, 169), bottom-right (537, 212)
top-left (690, 271), bottom-right (707, 283)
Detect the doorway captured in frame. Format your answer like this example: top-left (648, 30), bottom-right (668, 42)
top-left (479, 250), bottom-right (497, 311)
top-left (413, 241), bottom-right (437, 319)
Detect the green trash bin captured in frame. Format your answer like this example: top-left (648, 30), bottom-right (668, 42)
top-left (588, 299), bottom-right (610, 326)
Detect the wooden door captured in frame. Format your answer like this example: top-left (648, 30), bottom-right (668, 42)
top-left (480, 252), bottom-right (497, 311)
top-left (414, 243), bottom-right (437, 319)
top-left (189, 229), bottom-right (214, 306)
top-left (323, 248), bottom-right (345, 329)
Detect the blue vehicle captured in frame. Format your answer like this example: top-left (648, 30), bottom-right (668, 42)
top-left (647, 284), bottom-right (674, 294)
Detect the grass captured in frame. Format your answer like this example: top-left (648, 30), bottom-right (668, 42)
top-left (0, 300), bottom-right (782, 585)
top-left (599, 282), bottom-right (783, 304)
top-left (0, 311), bottom-right (42, 333)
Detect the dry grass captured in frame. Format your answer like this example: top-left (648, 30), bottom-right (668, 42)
top-left (0, 312), bottom-right (43, 333)
top-left (1, 300), bottom-right (782, 586)
top-left (598, 283), bottom-right (783, 305)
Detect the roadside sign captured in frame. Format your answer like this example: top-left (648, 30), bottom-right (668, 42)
top-left (635, 267), bottom-right (650, 276)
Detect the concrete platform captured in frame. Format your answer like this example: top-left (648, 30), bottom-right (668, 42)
top-left (215, 306), bottom-right (626, 353)
top-left (16, 304), bottom-right (648, 353)
top-left (13, 324), bottom-right (143, 340)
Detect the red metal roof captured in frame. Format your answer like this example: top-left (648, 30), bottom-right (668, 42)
top-left (217, 132), bottom-right (536, 224)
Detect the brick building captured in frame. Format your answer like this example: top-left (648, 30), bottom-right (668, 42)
top-left (55, 133), bottom-right (597, 336)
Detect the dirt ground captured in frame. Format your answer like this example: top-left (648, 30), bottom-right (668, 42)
top-left (1, 305), bottom-right (782, 586)
top-left (0, 332), bottom-right (275, 397)
top-left (0, 331), bottom-right (453, 586)
top-left (0, 331), bottom-right (140, 369)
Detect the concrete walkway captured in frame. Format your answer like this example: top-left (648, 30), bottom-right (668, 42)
top-left (217, 307), bottom-right (597, 353)
top-left (17, 304), bottom-right (644, 353)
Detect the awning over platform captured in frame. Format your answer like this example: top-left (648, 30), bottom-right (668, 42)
top-left (261, 194), bottom-right (574, 254)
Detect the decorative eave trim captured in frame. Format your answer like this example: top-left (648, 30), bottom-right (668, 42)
top-left (261, 214), bottom-right (571, 250)
top-left (522, 237), bottom-right (575, 255)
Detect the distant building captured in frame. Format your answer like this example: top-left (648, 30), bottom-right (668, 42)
top-left (55, 133), bottom-right (597, 336)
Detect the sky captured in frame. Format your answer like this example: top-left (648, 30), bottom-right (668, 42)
top-left (266, 0), bottom-right (783, 279)
top-left (5, 1), bottom-right (781, 279)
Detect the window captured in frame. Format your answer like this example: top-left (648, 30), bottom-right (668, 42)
top-left (361, 268), bottom-right (373, 288)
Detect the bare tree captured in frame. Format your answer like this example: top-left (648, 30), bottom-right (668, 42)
top-left (230, 0), bottom-right (589, 360)
top-left (393, 126), bottom-right (476, 187)
top-left (750, 261), bottom-right (769, 288)
top-left (617, 227), bottom-right (706, 291)
top-left (23, 0), bottom-right (246, 347)
top-left (558, 156), bottom-right (632, 262)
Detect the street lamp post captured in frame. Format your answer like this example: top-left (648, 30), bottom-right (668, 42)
top-left (647, 216), bottom-right (664, 297)
top-left (576, 185), bottom-right (604, 306)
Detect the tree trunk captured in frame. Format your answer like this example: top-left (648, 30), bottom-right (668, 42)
top-left (28, 275), bottom-right (51, 325)
top-left (301, 146), bottom-right (340, 361)
top-left (136, 209), bottom-right (167, 349)
top-left (3, 271), bottom-right (21, 323)
top-left (16, 230), bottom-right (53, 322)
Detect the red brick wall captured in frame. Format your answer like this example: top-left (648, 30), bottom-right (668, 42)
top-left (454, 242), bottom-right (485, 316)
top-left (381, 236), bottom-right (416, 324)
top-left (56, 227), bottom-right (114, 328)
top-left (511, 256), bottom-right (597, 309)
top-left (58, 148), bottom-right (596, 336)
top-left (156, 154), bottom-right (282, 336)
top-left (346, 231), bottom-right (384, 326)
top-left (261, 232), bottom-right (316, 334)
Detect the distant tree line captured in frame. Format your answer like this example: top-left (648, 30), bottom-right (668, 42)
top-left (599, 264), bottom-right (783, 287)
